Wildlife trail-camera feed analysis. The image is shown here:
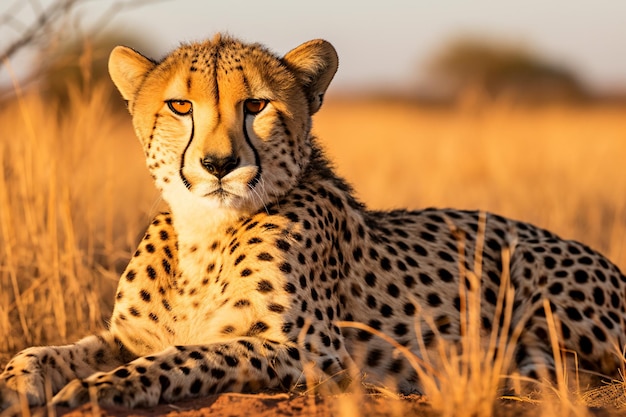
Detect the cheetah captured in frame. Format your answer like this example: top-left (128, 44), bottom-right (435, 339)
top-left (1, 33), bottom-right (625, 410)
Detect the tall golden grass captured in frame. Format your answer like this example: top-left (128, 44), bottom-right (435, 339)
top-left (1, 83), bottom-right (625, 414)
top-left (0, 84), bottom-right (158, 354)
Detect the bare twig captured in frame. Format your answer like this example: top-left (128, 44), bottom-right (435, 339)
top-left (0, 0), bottom-right (169, 64)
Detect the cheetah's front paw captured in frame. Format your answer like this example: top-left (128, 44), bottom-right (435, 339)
top-left (52, 373), bottom-right (160, 409)
top-left (0, 380), bottom-right (20, 412)
top-left (0, 367), bottom-right (48, 410)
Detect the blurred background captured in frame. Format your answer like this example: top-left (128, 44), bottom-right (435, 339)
top-left (0, 0), bottom-right (625, 357)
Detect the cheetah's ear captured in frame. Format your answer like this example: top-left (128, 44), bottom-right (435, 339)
top-left (283, 40), bottom-right (338, 114)
top-left (108, 46), bottom-right (156, 104)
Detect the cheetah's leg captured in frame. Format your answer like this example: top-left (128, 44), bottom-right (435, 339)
top-left (51, 339), bottom-right (316, 408)
top-left (0, 331), bottom-right (130, 410)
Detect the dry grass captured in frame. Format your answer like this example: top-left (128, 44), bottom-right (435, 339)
top-left (0, 84), bottom-right (158, 354)
top-left (1, 84), bottom-right (626, 415)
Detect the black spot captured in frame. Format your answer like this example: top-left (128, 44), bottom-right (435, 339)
top-left (484, 287), bottom-right (498, 305)
top-left (523, 251), bottom-right (535, 263)
top-left (548, 283), bottom-right (563, 295)
top-left (380, 304), bottom-right (393, 317)
top-left (114, 368), bottom-right (130, 378)
top-left (248, 321), bottom-right (269, 335)
top-left (281, 374), bottom-right (294, 389)
top-left (241, 268), bottom-right (253, 277)
top-left (435, 315), bottom-right (451, 334)
top-left (353, 247), bottom-right (363, 262)
top-left (427, 293), bottom-right (442, 307)
top-left (387, 284), bottom-right (400, 298)
top-left (404, 275), bottom-right (416, 288)
top-left (366, 349), bottom-right (383, 367)
top-left (234, 254), bottom-right (246, 266)
top-left (357, 330), bottom-right (374, 341)
top-left (592, 325), bottom-right (607, 342)
top-left (279, 262), bottom-right (292, 273)
top-left (190, 379), bottom-right (203, 394)
top-left (276, 239), bottom-right (291, 252)
top-left (438, 251), bottom-right (454, 262)
top-left (543, 256), bottom-right (556, 269)
top-left (139, 290), bottom-right (151, 302)
top-left (438, 269), bottom-right (454, 282)
top-left (579, 335), bottom-right (593, 354)
top-left (234, 299), bottom-right (251, 308)
top-left (593, 287), bottom-right (605, 306)
top-left (565, 307), bottom-right (583, 321)
top-left (413, 244), bottom-right (428, 256)
top-left (404, 303), bottom-right (416, 316)
top-left (611, 292), bottom-right (620, 308)
top-left (380, 257), bottom-right (392, 271)
top-left (140, 375), bottom-right (152, 387)
top-left (224, 355), bottom-right (239, 367)
top-left (147, 265), bottom-right (157, 280)
top-left (568, 290), bottom-right (585, 301)
top-left (162, 259), bottom-right (172, 275)
top-left (258, 252), bottom-right (274, 261)
top-left (238, 340), bottom-right (255, 352)
top-left (189, 351), bottom-right (203, 360)
top-left (159, 374), bottom-right (171, 392)
top-left (393, 323), bottom-right (409, 336)
top-left (211, 368), bottom-right (226, 379)
top-left (250, 357), bottom-right (262, 370)
top-left (420, 231), bottom-right (436, 242)
top-left (287, 347), bottom-right (301, 361)
top-left (258, 280), bottom-right (274, 292)
top-left (365, 272), bottom-right (377, 287)
top-left (389, 359), bottom-right (404, 374)
top-left (268, 303), bottom-right (285, 313)
top-left (368, 319), bottom-right (382, 330)
top-left (125, 270), bottom-right (136, 282)
top-left (600, 315), bottom-right (614, 330)
top-left (574, 270), bottom-right (589, 283)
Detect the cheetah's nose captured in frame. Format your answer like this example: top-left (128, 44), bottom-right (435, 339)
top-left (200, 155), bottom-right (240, 179)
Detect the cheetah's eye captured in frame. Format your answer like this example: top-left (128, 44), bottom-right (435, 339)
top-left (244, 99), bottom-right (268, 115)
top-left (167, 100), bottom-right (193, 116)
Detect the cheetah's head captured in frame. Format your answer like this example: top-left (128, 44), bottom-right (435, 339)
top-left (108, 34), bottom-right (337, 216)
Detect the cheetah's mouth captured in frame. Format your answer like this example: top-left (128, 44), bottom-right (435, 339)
top-left (186, 164), bottom-right (260, 207)
top-left (206, 187), bottom-right (234, 200)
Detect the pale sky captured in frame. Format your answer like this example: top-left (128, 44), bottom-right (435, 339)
top-left (2, 0), bottom-right (626, 92)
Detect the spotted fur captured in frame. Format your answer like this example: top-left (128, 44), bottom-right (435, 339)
top-left (1, 34), bottom-right (625, 410)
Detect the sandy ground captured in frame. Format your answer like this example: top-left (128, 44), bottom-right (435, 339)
top-left (15, 393), bottom-right (622, 417)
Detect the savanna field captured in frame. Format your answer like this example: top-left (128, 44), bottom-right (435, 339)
top-left (1, 84), bottom-right (626, 416)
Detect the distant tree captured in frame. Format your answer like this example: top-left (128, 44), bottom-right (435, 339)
top-left (426, 37), bottom-right (587, 104)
